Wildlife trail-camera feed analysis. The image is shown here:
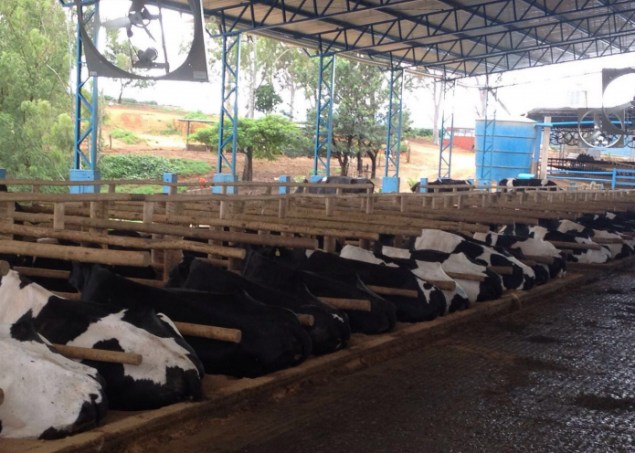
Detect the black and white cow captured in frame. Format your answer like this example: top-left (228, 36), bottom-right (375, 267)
top-left (70, 263), bottom-right (312, 378)
top-left (380, 246), bottom-right (503, 305)
top-left (167, 257), bottom-right (351, 356)
top-left (555, 218), bottom-right (633, 259)
top-left (414, 229), bottom-right (536, 291)
top-left (498, 178), bottom-right (558, 192)
top-left (241, 250), bottom-right (396, 335)
top-left (0, 269), bottom-right (203, 410)
top-left (500, 223), bottom-right (613, 264)
top-left (0, 319), bottom-right (108, 439)
top-left (303, 249), bottom-right (447, 322)
top-left (296, 176), bottom-right (374, 194)
top-left (339, 245), bottom-right (469, 314)
top-left (473, 232), bottom-right (567, 281)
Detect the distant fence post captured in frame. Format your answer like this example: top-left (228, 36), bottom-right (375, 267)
top-left (278, 175), bottom-right (292, 194)
top-left (163, 173), bottom-right (178, 194)
top-left (611, 168), bottom-right (617, 190)
top-left (419, 177), bottom-right (428, 193)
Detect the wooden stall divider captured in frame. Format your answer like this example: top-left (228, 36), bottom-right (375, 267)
top-left (51, 344), bottom-right (143, 366)
top-left (0, 240), bottom-right (150, 267)
top-left (173, 321), bottom-right (242, 344)
top-left (318, 297), bottom-right (372, 312)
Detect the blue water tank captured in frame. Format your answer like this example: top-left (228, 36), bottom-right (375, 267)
top-left (475, 118), bottom-right (540, 183)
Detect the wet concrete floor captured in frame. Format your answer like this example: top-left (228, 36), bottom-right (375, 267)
top-left (157, 269), bottom-right (635, 453)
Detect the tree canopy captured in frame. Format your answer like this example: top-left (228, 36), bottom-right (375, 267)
top-left (0, 0), bottom-right (73, 181)
top-left (189, 115), bottom-right (308, 181)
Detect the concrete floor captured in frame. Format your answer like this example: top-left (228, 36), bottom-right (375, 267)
top-left (155, 268), bottom-right (635, 453)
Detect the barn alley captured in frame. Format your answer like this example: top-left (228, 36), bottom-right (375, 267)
top-left (136, 268), bottom-right (635, 453)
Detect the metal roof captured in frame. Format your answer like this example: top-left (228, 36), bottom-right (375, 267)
top-left (61, 1), bottom-right (635, 80)
top-left (172, 0), bottom-right (635, 80)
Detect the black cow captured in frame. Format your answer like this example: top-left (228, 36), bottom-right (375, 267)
top-left (70, 263), bottom-right (312, 378)
top-left (167, 257), bottom-right (351, 355)
top-left (0, 269), bottom-right (203, 411)
top-left (302, 250), bottom-right (447, 322)
top-left (241, 250), bottom-right (396, 334)
top-left (411, 178), bottom-right (472, 193)
top-left (498, 178), bottom-right (558, 192)
top-left (296, 176), bottom-right (374, 194)
top-left (0, 318), bottom-right (107, 439)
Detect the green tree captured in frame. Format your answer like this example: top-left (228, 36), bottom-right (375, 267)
top-left (0, 0), bottom-right (73, 181)
top-left (189, 115), bottom-right (305, 181)
top-left (254, 84), bottom-right (282, 114)
top-left (331, 60), bottom-right (389, 177)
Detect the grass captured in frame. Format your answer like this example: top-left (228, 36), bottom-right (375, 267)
top-left (110, 128), bottom-right (144, 145)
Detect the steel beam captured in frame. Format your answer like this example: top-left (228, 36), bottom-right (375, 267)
top-left (313, 53), bottom-right (336, 177)
top-left (384, 67), bottom-right (404, 178)
top-left (438, 80), bottom-right (455, 179)
top-left (207, 0), bottom-right (423, 36)
top-left (478, 86), bottom-right (497, 184)
top-left (217, 33), bottom-right (241, 177)
top-left (72, 3), bottom-right (99, 172)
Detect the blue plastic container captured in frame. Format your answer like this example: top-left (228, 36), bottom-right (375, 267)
top-left (475, 118), bottom-right (540, 183)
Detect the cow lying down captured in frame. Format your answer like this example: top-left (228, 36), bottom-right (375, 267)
top-left (0, 319), bottom-right (107, 439)
top-left (303, 248), bottom-right (449, 321)
top-left (70, 263), bottom-right (312, 378)
top-left (500, 223), bottom-right (613, 264)
top-left (378, 246), bottom-right (502, 305)
top-left (473, 232), bottom-right (566, 281)
top-left (241, 250), bottom-right (396, 335)
top-left (414, 229), bottom-right (536, 291)
top-left (167, 257), bottom-right (351, 356)
top-left (339, 245), bottom-right (469, 315)
top-left (0, 269), bottom-right (203, 410)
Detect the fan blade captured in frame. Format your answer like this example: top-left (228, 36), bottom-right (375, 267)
top-left (101, 17), bottom-right (132, 29)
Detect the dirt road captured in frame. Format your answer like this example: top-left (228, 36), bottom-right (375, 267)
top-left (104, 104), bottom-right (477, 190)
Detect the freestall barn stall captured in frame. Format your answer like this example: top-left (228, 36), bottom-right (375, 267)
top-left (2, 178), bottom-right (635, 450)
top-left (3, 0), bottom-right (635, 449)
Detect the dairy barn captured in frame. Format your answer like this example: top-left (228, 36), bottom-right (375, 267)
top-left (2, 0), bottom-right (635, 451)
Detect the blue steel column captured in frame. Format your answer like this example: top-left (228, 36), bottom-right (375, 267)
top-left (73, 3), bottom-right (99, 172)
top-left (217, 33), bottom-right (241, 178)
top-left (479, 86), bottom-right (497, 185)
top-left (438, 79), bottom-right (456, 179)
top-left (313, 53), bottom-right (335, 178)
top-left (382, 67), bottom-right (404, 193)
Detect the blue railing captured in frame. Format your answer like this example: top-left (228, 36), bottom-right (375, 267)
top-left (548, 168), bottom-right (635, 190)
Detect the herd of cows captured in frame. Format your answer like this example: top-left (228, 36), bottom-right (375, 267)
top-left (1, 180), bottom-right (635, 441)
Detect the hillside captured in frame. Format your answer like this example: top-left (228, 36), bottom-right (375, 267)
top-left (102, 103), bottom-right (477, 191)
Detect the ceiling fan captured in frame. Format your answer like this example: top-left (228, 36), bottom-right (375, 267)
top-left (76, 0), bottom-right (208, 81)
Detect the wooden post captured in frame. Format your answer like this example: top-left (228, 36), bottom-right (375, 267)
top-left (163, 194), bottom-right (183, 281)
top-left (0, 201), bottom-right (14, 240)
top-left (53, 203), bottom-right (65, 230)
